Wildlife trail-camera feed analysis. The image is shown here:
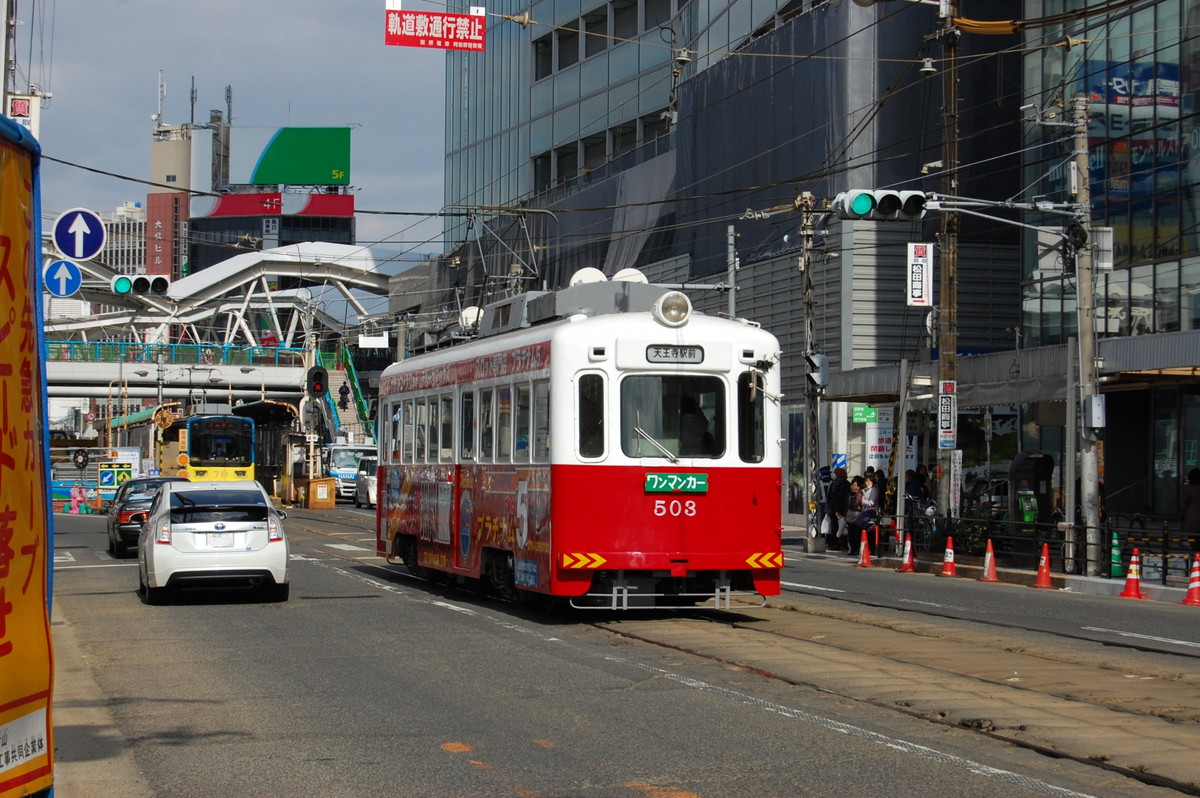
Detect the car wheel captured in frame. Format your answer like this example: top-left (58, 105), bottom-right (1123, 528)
top-left (107, 532), bottom-right (116, 556)
top-left (112, 539), bottom-right (127, 558)
top-left (354, 495), bottom-right (361, 508)
top-left (139, 570), bottom-right (168, 605)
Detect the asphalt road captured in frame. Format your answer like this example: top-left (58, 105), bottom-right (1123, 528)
top-left (49, 506), bottom-right (1186, 797)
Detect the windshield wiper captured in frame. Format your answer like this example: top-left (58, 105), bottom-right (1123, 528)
top-left (634, 426), bottom-right (678, 463)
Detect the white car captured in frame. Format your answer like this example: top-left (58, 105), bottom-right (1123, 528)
top-left (353, 456), bottom-right (378, 509)
top-left (135, 480), bottom-right (290, 604)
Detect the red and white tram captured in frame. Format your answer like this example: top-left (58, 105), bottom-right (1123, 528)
top-left (375, 279), bottom-right (784, 609)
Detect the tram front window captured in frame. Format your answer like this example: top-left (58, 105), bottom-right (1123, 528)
top-left (620, 376), bottom-right (724, 459)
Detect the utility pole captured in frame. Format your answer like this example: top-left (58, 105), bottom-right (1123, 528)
top-left (797, 193), bottom-right (824, 551)
top-left (935, 0), bottom-right (958, 513)
top-left (1072, 93), bottom-right (1103, 574)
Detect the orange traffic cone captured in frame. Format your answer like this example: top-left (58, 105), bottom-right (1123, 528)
top-left (1181, 554), bottom-right (1200, 606)
top-left (979, 539), bottom-right (1000, 583)
top-left (855, 530), bottom-right (872, 568)
top-left (1118, 548), bottom-right (1147, 599)
top-left (939, 536), bottom-right (957, 577)
top-left (1033, 543), bottom-right (1054, 589)
top-left (898, 533), bottom-right (916, 573)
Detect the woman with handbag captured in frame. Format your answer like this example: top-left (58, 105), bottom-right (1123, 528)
top-left (845, 476), bottom-right (865, 556)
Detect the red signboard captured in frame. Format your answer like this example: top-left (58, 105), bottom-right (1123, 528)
top-left (385, 7), bottom-right (486, 51)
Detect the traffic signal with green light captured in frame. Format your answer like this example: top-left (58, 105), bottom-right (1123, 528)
top-left (832, 190), bottom-right (928, 221)
top-left (110, 273), bottom-right (170, 296)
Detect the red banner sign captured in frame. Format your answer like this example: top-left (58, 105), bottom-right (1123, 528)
top-left (385, 7), bottom-right (486, 51)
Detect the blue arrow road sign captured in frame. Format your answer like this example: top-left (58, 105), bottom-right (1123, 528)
top-left (43, 259), bottom-right (83, 298)
top-left (52, 207), bottom-right (106, 261)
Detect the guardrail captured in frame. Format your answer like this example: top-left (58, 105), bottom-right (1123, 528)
top-left (866, 511), bottom-right (1194, 586)
top-left (45, 341), bottom-right (307, 368)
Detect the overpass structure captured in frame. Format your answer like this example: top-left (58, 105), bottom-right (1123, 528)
top-left (45, 242), bottom-right (395, 402)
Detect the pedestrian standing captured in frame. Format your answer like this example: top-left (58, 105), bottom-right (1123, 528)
top-left (338, 380), bottom-right (351, 410)
top-left (845, 476), bottom-right (865, 556)
top-left (825, 467), bottom-right (850, 551)
top-left (1183, 469), bottom-right (1200, 552)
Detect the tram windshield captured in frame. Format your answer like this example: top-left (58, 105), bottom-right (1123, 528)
top-left (620, 376), bottom-right (725, 459)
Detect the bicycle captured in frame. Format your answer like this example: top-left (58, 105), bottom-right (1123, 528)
top-left (906, 497), bottom-right (938, 551)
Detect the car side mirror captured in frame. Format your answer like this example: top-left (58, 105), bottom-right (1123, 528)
top-left (276, 510), bottom-right (287, 520)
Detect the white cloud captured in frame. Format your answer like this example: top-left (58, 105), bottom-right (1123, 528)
top-left (24, 0), bottom-right (447, 255)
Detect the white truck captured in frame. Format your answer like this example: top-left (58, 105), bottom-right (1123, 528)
top-left (322, 443), bottom-right (377, 501)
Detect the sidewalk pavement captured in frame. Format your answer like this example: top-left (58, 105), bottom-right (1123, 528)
top-left (50, 602), bottom-right (153, 798)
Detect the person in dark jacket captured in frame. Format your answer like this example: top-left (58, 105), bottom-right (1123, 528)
top-left (825, 467), bottom-right (850, 551)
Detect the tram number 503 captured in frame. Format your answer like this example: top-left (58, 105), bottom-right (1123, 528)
top-left (653, 499), bottom-right (698, 517)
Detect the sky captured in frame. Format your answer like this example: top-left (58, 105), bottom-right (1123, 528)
top-left (17, 0), bottom-right (449, 258)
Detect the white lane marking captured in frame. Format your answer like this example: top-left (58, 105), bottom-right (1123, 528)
top-left (1083, 626), bottom-right (1200, 649)
top-left (898, 598), bottom-right (978, 612)
top-left (315, 559), bottom-right (1094, 798)
top-left (326, 543), bottom-right (371, 552)
top-left (781, 581), bottom-right (846, 593)
top-left (54, 551), bottom-right (77, 564)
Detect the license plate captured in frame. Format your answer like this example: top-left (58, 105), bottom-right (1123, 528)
top-left (207, 532), bottom-right (234, 548)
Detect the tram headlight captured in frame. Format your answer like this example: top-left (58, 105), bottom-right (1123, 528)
top-left (653, 291), bottom-right (692, 327)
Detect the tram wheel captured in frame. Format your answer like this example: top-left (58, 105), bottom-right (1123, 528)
top-left (485, 550), bottom-right (518, 601)
top-left (399, 536), bottom-right (428, 580)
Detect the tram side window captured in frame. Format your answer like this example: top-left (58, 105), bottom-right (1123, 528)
top-left (420, 398), bottom-right (434, 460)
top-left (427, 396), bottom-right (439, 459)
top-left (404, 399), bottom-right (416, 462)
top-left (533, 380), bottom-right (550, 461)
top-left (514, 383), bottom-right (531, 462)
top-left (737, 372), bottom-right (765, 463)
top-left (497, 386), bottom-right (512, 459)
top-left (460, 391), bottom-right (475, 460)
top-left (579, 373), bottom-right (605, 457)
top-left (480, 388), bottom-right (495, 459)
top-left (389, 403), bottom-right (403, 461)
top-left (439, 396), bottom-right (454, 461)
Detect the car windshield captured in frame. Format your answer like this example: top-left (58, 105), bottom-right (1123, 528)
top-left (331, 449), bottom-right (373, 469)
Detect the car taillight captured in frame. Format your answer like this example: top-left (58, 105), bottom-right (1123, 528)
top-left (118, 511), bottom-right (137, 523)
top-left (268, 518), bottom-right (283, 543)
top-left (155, 524), bottom-right (172, 545)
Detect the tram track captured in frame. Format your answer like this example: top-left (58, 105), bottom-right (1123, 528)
top-left (597, 595), bottom-right (1200, 795)
top-left (292, 513), bottom-right (1200, 793)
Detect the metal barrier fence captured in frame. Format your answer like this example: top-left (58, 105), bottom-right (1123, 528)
top-left (46, 341), bottom-right (306, 368)
top-left (873, 511), bottom-right (1193, 586)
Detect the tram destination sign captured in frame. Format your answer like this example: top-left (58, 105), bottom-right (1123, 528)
top-left (645, 472), bottom-right (709, 493)
top-left (646, 345), bottom-right (704, 364)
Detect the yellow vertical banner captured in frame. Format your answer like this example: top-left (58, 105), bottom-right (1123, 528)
top-left (0, 124), bottom-right (53, 796)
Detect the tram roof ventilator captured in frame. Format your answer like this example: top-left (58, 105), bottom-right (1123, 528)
top-left (478, 281), bottom-right (674, 338)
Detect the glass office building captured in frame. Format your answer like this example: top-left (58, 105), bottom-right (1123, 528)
top-left (1017, 0), bottom-right (1200, 517)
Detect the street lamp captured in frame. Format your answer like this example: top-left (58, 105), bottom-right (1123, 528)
top-left (105, 378), bottom-right (119, 447)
